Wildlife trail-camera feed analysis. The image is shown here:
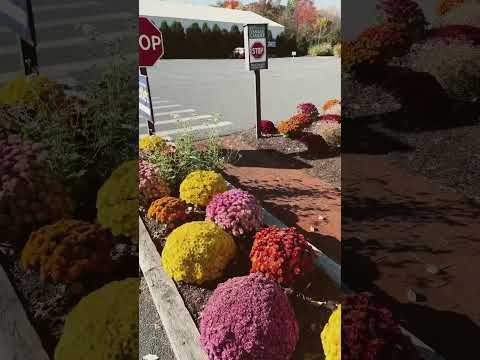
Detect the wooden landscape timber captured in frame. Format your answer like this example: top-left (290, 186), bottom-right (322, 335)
top-left (0, 266), bottom-right (49, 360)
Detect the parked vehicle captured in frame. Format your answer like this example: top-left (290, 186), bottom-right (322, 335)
top-left (232, 47), bottom-right (245, 59)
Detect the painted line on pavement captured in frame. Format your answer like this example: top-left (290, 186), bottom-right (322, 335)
top-left (35, 2), bottom-right (99, 12)
top-left (157, 121), bottom-right (231, 136)
top-left (152, 104), bottom-right (181, 110)
top-left (0, 31), bottom-right (133, 56)
top-left (156, 114), bottom-right (212, 125)
top-left (139, 115), bottom-right (212, 128)
top-left (0, 12), bottom-right (133, 33)
top-left (155, 109), bottom-right (196, 117)
top-left (0, 52), bottom-right (137, 84)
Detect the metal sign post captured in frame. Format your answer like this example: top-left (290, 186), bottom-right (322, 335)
top-left (20, 0), bottom-right (39, 75)
top-left (243, 23), bottom-right (268, 139)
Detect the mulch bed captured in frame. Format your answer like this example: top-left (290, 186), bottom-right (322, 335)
top-left (1, 241), bottom-right (138, 356)
top-left (226, 127), bottom-right (341, 188)
top-left (140, 209), bottom-right (342, 360)
top-left (342, 75), bottom-right (402, 118)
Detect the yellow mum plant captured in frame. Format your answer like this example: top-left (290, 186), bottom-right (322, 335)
top-left (96, 160), bottom-right (138, 242)
top-left (139, 135), bottom-right (166, 153)
top-left (321, 305), bottom-right (341, 360)
top-left (0, 74), bottom-right (64, 110)
top-left (179, 170), bottom-right (227, 207)
top-left (162, 221), bottom-right (237, 284)
top-left (55, 278), bottom-right (138, 360)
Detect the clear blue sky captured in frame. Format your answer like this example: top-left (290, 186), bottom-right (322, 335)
top-left (169, 0), bottom-right (340, 10)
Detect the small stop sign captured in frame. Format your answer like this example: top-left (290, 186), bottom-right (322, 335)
top-left (251, 42), bottom-right (265, 59)
top-left (139, 17), bottom-right (164, 67)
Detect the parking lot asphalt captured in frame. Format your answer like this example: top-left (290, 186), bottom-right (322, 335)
top-left (142, 57), bottom-right (340, 139)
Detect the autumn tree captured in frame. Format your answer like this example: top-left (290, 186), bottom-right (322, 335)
top-left (215, 0), bottom-right (242, 9)
top-left (293, 0), bottom-right (317, 34)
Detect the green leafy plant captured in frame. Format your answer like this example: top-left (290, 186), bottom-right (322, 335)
top-left (146, 116), bottom-right (226, 192)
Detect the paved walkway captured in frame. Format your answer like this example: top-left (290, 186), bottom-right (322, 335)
top-left (220, 136), bottom-right (341, 263)
top-left (343, 154), bottom-right (480, 358)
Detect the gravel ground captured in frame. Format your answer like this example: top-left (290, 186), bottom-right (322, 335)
top-left (139, 276), bottom-right (175, 360)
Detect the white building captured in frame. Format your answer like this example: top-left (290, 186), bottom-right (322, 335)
top-left (139, 1), bottom-right (285, 38)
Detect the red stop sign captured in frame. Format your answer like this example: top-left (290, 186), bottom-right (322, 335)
top-left (251, 42), bottom-right (265, 59)
top-left (139, 17), bottom-right (163, 67)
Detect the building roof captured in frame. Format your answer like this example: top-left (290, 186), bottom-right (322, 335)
top-left (139, 1), bottom-right (285, 30)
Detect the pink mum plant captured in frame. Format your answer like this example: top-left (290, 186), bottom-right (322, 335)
top-left (206, 189), bottom-right (262, 236)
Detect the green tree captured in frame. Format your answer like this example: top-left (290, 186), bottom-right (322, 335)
top-left (220, 29), bottom-right (231, 57)
top-left (170, 21), bottom-right (186, 58)
top-left (210, 24), bottom-right (223, 58)
top-left (229, 24), bottom-right (243, 48)
top-left (159, 21), bottom-right (172, 59)
top-left (201, 22), bottom-right (212, 58)
top-left (185, 23), bottom-right (203, 58)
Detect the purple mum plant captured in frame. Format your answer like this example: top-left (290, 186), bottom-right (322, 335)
top-left (206, 189), bottom-right (262, 237)
top-left (139, 160), bottom-right (170, 208)
top-left (0, 134), bottom-right (72, 246)
top-left (200, 273), bottom-right (299, 360)
top-left (259, 120), bottom-right (277, 135)
top-left (297, 102), bottom-right (320, 122)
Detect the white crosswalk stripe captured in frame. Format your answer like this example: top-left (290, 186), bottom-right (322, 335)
top-left (152, 104), bottom-right (181, 110)
top-left (154, 109), bottom-right (196, 117)
top-left (35, 2), bottom-right (100, 12)
top-left (157, 121), bottom-right (232, 136)
top-left (0, 12), bottom-right (133, 33)
top-left (139, 115), bottom-right (213, 128)
top-left (0, 53), bottom-right (137, 84)
top-left (0, 31), bottom-right (133, 56)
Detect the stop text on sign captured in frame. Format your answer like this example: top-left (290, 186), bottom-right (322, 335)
top-left (251, 42), bottom-right (264, 59)
top-left (139, 34), bottom-right (162, 51)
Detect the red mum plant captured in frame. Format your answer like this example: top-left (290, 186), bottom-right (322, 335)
top-left (379, 0), bottom-right (428, 36)
top-left (250, 226), bottom-right (315, 287)
top-left (297, 103), bottom-right (319, 122)
top-left (343, 292), bottom-right (420, 360)
top-left (260, 120), bottom-right (277, 135)
top-left (319, 114), bottom-right (341, 123)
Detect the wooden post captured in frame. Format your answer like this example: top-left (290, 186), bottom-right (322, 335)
top-left (255, 69), bottom-right (262, 139)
